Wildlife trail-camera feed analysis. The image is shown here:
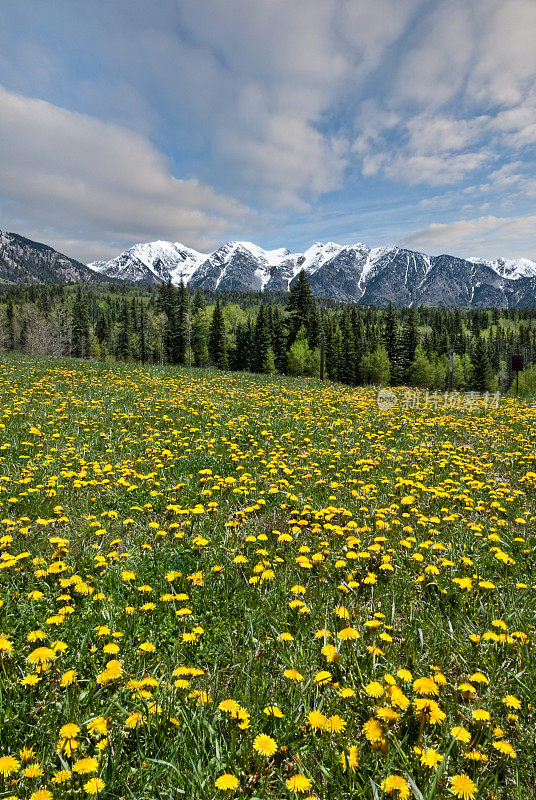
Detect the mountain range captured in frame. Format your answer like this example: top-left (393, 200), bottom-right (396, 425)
top-left (3, 227), bottom-right (536, 308)
top-left (89, 238), bottom-right (536, 308)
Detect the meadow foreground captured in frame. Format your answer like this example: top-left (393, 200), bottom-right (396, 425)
top-left (0, 355), bottom-right (534, 799)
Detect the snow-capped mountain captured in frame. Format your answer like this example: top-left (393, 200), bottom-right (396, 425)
top-left (84, 238), bottom-right (536, 308)
top-left (467, 256), bottom-right (536, 281)
top-left (90, 240), bottom-right (207, 284)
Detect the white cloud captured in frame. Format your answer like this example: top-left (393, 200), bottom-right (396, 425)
top-left (0, 84), bottom-right (250, 262)
top-left (402, 214), bottom-right (536, 259)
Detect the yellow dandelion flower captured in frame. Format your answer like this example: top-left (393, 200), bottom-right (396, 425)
top-left (253, 733), bottom-right (277, 757)
top-left (215, 773), bottom-right (239, 791)
top-left (73, 757), bottom-right (99, 774)
top-left (381, 775), bottom-right (410, 799)
top-left (449, 774), bottom-right (477, 799)
top-left (83, 777), bottom-right (105, 794)
top-left (0, 755), bottom-right (20, 777)
top-left (286, 774), bottom-right (312, 793)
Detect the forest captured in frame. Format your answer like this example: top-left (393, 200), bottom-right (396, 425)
top-left (2, 271), bottom-right (536, 393)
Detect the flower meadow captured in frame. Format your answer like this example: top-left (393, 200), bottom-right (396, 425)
top-left (0, 354), bottom-right (534, 800)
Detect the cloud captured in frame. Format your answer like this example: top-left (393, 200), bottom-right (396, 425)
top-left (0, 84), bottom-right (250, 262)
top-left (402, 214), bottom-right (536, 259)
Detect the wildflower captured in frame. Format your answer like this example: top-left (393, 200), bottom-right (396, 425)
top-left (337, 627), bottom-right (360, 641)
top-left (283, 668), bottom-right (303, 681)
top-left (323, 714), bottom-right (347, 733)
top-left (503, 694), bottom-right (521, 709)
top-left (286, 774), bottom-right (312, 793)
top-left (87, 717), bottom-right (108, 736)
top-left (413, 699), bottom-right (446, 725)
top-left (73, 757), bottom-right (99, 774)
top-left (413, 677), bottom-right (439, 696)
top-left (83, 777), bottom-right (105, 794)
top-left (29, 792), bottom-right (53, 800)
top-left (307, 710), bottom-right (327, 730)
top-left (420, 748), bottom-right (443, 768)
top-left (363, 718), bottom-right (384, 743)
top-left (61, 669), bottom-right (77, 686)
top-left (27, 646), bottom-right (56, 665)
top-left (449, 774), bottom-right (477, 799)
top-left (492, 740), bottom-right (516, 758)
top-left (0, 755), bottom-right (20, 776)
top-left (451, 726), bottom-right (471, 744)
top-left (215, 773), bottom-right (239, 791)
top-left (381, 775), bottom-right (410, 798)
top-left (364, 681), bottom-right (384, 697)
top-left (253, 733), bottom-right (277, 757)
top-left (23, 762), bottom-right (44, 777)
top-left (52, 769), bottom-right (72, 783)
top-left (264, 705), bottom-right (284, 718)
top-left (340, 745), bottom-right (359, 773)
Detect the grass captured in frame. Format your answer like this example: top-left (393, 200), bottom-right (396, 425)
top-left (0, 353), bottom-right (535, 800)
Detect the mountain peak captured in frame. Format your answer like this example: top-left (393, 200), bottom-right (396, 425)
top-left (81, 236), bottom-right (536, 308)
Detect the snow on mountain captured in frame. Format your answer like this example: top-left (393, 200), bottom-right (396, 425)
top-left (87, 237), bottom-right (536, 308)
top-left (90, 241), bottom-right (206, 284)
top-left (468, 256), bottom-right (536, 280)
top-left (297, 241), bottom-right (344, 274)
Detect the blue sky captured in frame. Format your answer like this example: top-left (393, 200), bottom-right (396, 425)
top-left (1, 0), bottom-right (535, 263)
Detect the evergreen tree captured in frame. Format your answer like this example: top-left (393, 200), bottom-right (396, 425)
top-left (472, 335), bottom-right (495, 391)
top-left (71, 288), bottom-right (90, 358)
top-left (286, 270), bottom-right (317, 345)
top-left (209, 298), bottom-right (227, 368)
top-left (401, 308), bottom-right (419, 378)
top-left (174, 280), bottom-right (189, 365)
top-left (383, 303), bottom-right (403, 384)
top-left (253, 303), bottom-right (271, 372)
top-left (271, 307), bottom-right (287, 374)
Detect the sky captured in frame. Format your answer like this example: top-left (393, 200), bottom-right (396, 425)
top-left (1, 0), bottom-right (536, 264)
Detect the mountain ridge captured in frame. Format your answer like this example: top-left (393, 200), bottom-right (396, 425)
top-left (0, 230), bottom-right (109, 286)
top-left (88, 238), bottom-right (536, 308)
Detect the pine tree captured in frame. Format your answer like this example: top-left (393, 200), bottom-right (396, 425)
top-left (401, 308), bottom-right (419, 378)
top-left (471, 334), bottom-right (495, 391)
top-left (71, 288), bottom-right (90, 358)
top-left (286, 270), bottom-right (317, 345)
top-left (271, 307), bottom-right (287, 374)
top-left (383, 303), bottom-right (402, 384)
top-left (253, 303), bottom-right (271, 372)
top-left (340, 312), bottom-right (357, 384)
top-left (209, 298), bottom-right (227, 368)
top-left (174, 280), bottom-right (189, 365)
top-left (116, 299), bottom-right (131, 360)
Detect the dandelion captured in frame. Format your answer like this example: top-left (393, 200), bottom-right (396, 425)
top-left (286, 774), bottom-right (312, 793)
top-left (381, 775), bottom-right (411, 798)
top-left (0, 755), bottom-right (20, 776)
top-left (215, 773), bottom-right (239, 791)
top-left (73, 757), bottom-right (99, 774)
top-left (283, 668), bottom-right (303, 681)
top-left (450, 726), bottom-right (471, 744)
top-left (449, 774), bottom-right (477, 799)
top-left (52, 769), bottom-right (72, 783)
top-left (29, 792), bottom-right (53, 800)
top-left (420, 748), bottom-right (443, 768)
top-left (83, 777), bottom-right (105, 794)
top-left (253, 733), bottom-right (277, 757)
top-left (23, 763), bottom-right (44, 777)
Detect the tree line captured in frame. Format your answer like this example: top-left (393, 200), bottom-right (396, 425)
top-left (2, 272), bottom-right (536, 392)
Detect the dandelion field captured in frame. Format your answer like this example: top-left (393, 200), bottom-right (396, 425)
top-left (0, 354), bottom-right (535, 800)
